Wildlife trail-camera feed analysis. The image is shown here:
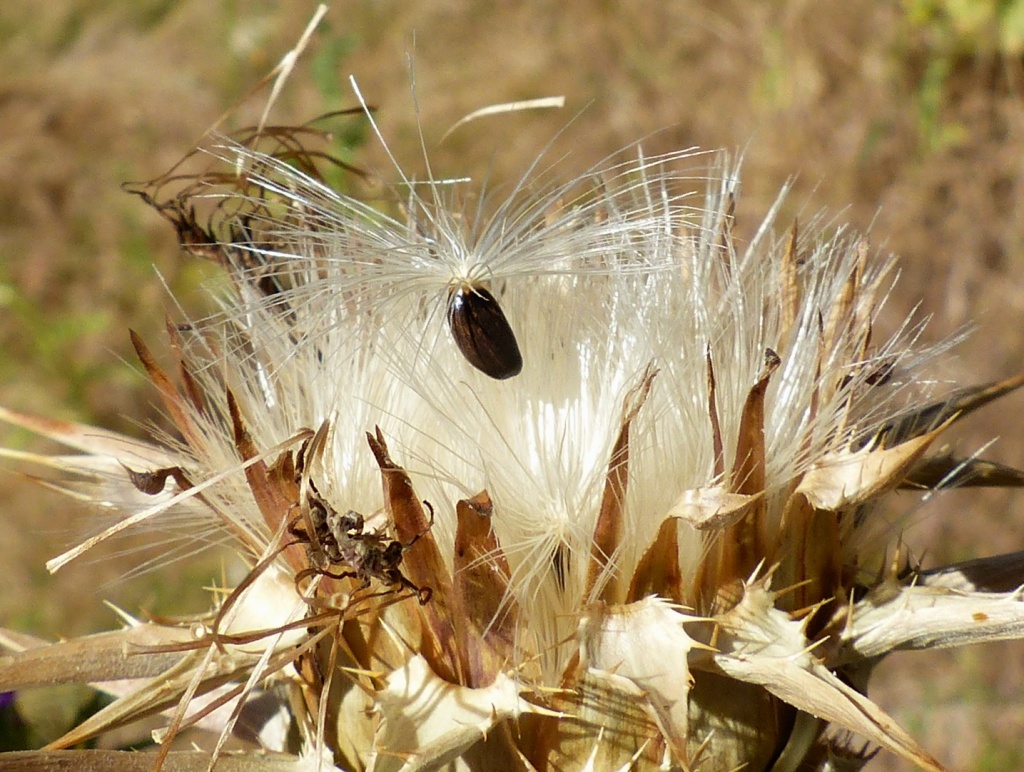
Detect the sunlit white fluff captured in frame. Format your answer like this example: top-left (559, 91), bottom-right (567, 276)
top-left (76, 119), bottom-right (932, 689)
top-left (33, 135), bottom-right (935, 693)
top-left (196, 110), bottom-right (710, 383)
top-left (12, 86), bottom-right (963, 767)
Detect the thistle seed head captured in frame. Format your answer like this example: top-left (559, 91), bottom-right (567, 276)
top-left (3, 56), bottom-right (1024, 772)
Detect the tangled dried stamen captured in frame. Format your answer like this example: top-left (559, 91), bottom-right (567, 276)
top-left (290, 484), bottom-right (435, 604)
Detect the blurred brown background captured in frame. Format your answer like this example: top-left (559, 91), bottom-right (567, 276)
top-left (1, 1), bottom-right (1023, 767)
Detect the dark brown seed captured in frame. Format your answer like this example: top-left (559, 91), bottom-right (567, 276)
top-left (447, 284), bottom-right (523, 379)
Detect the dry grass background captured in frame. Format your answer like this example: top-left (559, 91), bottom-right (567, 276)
top-left (1, 1), bottom-right (1023, 768)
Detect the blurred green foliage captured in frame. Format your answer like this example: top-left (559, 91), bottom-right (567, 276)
top-left (902, 0), bottom-right (1024, 151)
top-left (309, 21), bottom-right (369, 193)
top-left (904, 0), bottom-right (1024, 55)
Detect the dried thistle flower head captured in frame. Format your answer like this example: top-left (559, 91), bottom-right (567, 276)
top-left (3, 45), bottom-right (1024, 772)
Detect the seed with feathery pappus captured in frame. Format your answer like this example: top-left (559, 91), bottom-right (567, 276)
top-left (447, 282), bottom-right (523, 380)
